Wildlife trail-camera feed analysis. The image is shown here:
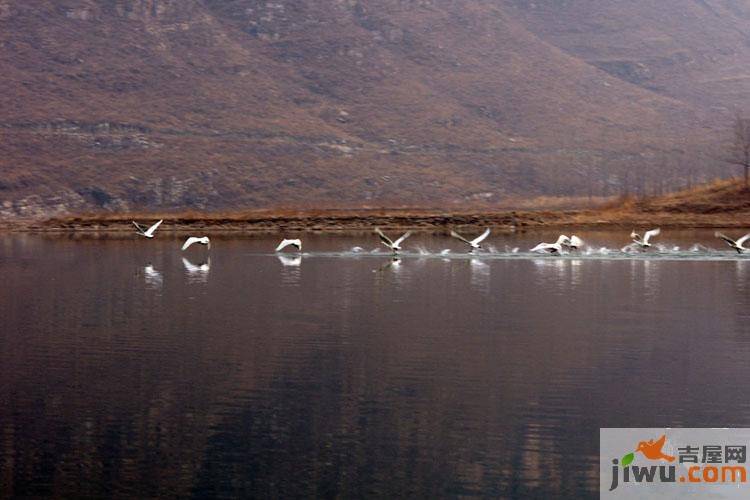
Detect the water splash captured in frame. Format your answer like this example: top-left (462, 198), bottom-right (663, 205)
top-left (689, 243), bottom-right (710, 252)
top-left (585, 246), bottom-right (611, 255)
top-left (414, 245), bottom-right (431, 256)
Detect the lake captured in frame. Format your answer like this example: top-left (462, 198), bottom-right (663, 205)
top-left (1, 229), bottom-right (749, 498)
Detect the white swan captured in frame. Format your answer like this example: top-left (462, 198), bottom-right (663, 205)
top-left (716, 232), bottom-right (750, 254)
top-left (631, 228), bottom-right (660, 249)
top-left (275, 238), bottom-right (302, 252)
top-left (450, 228), bottom-right (491, 251)
top-left (132, 219), bottom-right (163, 238)
top-left (375, 228), bottom-right (412, 253)
top-left (182, 236), bottom-right (210, 251)
top-left (530, 234), bottom-right (570, 254)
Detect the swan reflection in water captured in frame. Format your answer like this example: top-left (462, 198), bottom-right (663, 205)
top-left (277, 254), bottom-right (302, 267)
top-left (277, 254), bottom-right (302, 286)
top-left (470, 257), bottom-right (490, 291)
top-left (143, 263), bottom-right (163, 288)
top-left (182, 256), bottom-right (210, 283)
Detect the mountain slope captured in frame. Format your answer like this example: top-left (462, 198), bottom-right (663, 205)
top-left (0, 0), bottom-right (741, 218)
top-left (504, 0), bottom-right (750, 111)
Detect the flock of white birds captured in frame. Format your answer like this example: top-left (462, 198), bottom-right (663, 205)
top-left (132, 219), bottom-right (750, 256)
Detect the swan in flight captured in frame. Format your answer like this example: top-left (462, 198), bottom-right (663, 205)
top-left (375, 228), bottom-right (412, 254)
top-left (716, 232), bottom-right (750, 254)
top-left (631, 228), bottom-right (660, 249)
top-left (133, 219), bottom-right (163, 238)
top-left (530, 234), bottom-right (570, 254)
top-left (275, 238), bottom-right (302, 252)
top-left (182, 236), bottom-right (210, 251)
top-left (450, 228), bottom-right (491, 251)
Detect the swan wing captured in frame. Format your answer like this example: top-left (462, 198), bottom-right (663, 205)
top-left (643, 228), bottom-right (661, 244)
top-left (132, 221), bottom-right (146, 234)
top-left (736, 234), bottom-right (750, 247)
top-left (450, 230), bottom-right (472, 245)
top-left (530, 242), bottom-right (554, 253)
top-left (375, 228), bottom-right (394, 247)
top-left (393, 231), bottom-right (412, 246)
top-left (715, 232), bottom-right (736, 246)
top-left (470, 228), bottom-right (491, 246)
top-left (144, 219), bottom-right (163, 237)
top-left (275, 239), bottom-right (293, 252)
top-left (182, 236), bottom-right (200, 251)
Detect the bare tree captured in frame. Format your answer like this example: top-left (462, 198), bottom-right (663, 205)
top-left (726, 113), bottom-right (750, 187)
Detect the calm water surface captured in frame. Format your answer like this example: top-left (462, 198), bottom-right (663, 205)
top-left (1, 230), bottom-right (750, 498)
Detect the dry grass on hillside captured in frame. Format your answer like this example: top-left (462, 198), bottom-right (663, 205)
top-left (635, 178), bottom-right (750, 213)
top-left (559, 178), bottom-right (750, 227)
top-left (22, 179), bottom-right (748, 233)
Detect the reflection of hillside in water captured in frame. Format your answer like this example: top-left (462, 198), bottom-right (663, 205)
top-left (2, 235), bottom-right (750, 497)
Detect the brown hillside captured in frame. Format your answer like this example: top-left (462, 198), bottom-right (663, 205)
top-left (0, 1), bottom-right (745, 219)
top-left (558, 178), bottom-right (750, 228)
top-left (506, 0), bottom-right (750, 111)
top-left (635, 178), bottom-right (750, 214)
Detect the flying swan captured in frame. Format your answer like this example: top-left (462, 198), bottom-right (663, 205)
top-left (715, 232), bottom-right (750, 254)
top-left (182, 236), bottom-right (210, 251)
top-left (132, 219), bottom-right (163, 238)
top-left (631, 228), bottom-right (661, 249)
top-left (375, 228), bottom-right (412, 254)
top-left (275, 239), bottom-right (302, 252)
top-left (530, 234), bottom-right (571, 254)
top-left (450, 228), bottom-right (491, 251)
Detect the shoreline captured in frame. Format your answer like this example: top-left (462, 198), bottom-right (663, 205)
top-left (3, 208), bottom-right (749, 233)
top-left (3, 179), bottom-right (748, 233)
